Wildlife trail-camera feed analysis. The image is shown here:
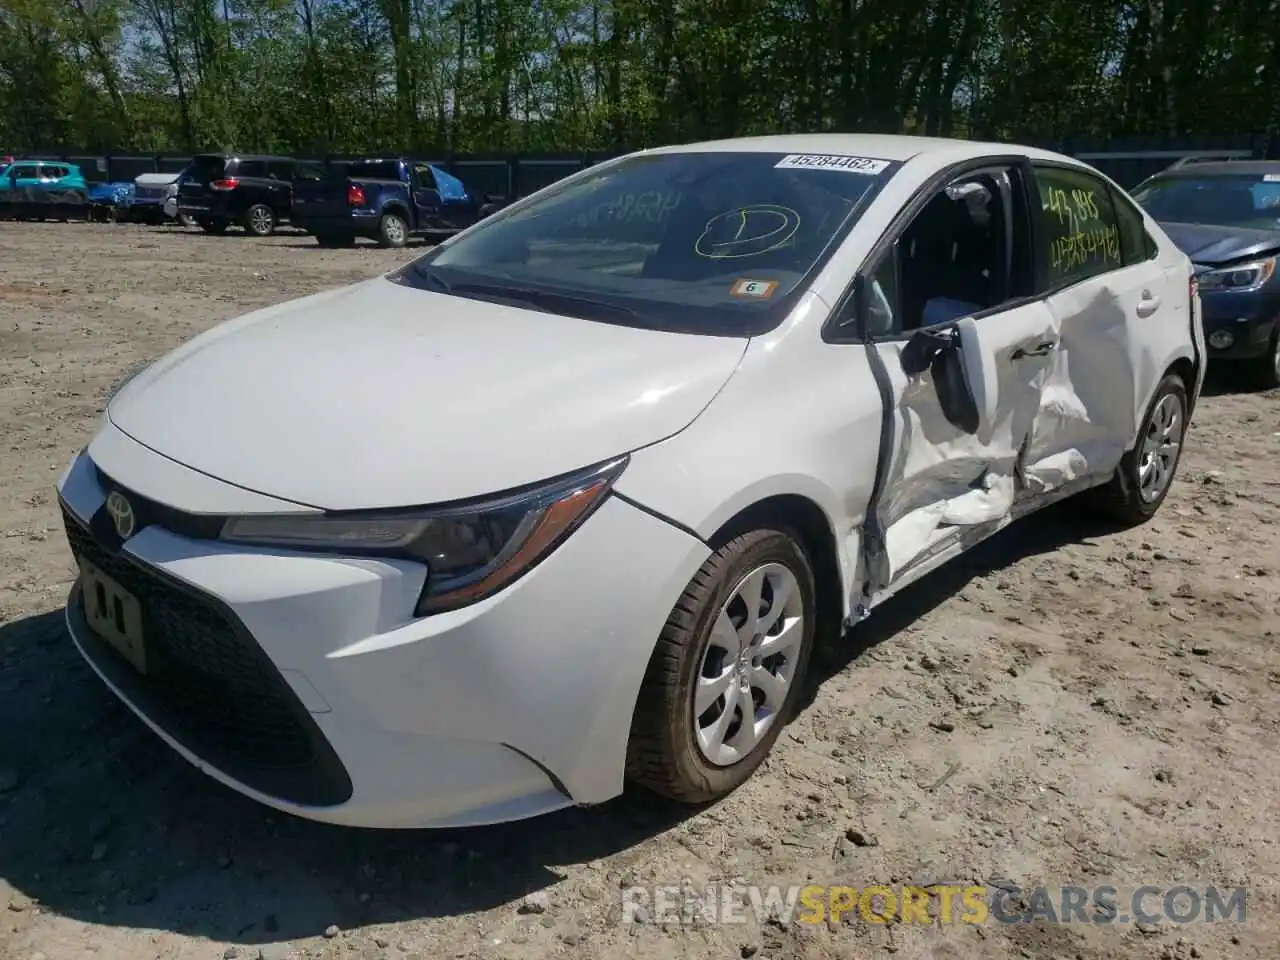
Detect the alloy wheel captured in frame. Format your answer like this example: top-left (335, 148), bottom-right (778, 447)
top-left (692, 562), bottom-right (805, 767)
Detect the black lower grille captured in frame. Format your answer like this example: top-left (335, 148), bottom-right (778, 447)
top-left (62, 504), bottom-right (353, 807)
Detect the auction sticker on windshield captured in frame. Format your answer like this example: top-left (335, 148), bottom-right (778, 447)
top-left (774, 154), bottom-right (890, 175)
top-left (730, 279), bottom-right (779, 299)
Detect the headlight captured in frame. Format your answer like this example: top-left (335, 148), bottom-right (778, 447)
top-left (219, 456), bottom-right (628, 616)
top-left (1196, 256), bottom-right (1276, 293)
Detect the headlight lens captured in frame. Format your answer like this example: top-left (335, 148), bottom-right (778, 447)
top-left (1196, 256), bottom-right (1276, 293)
top-left (219, 456), bottom-right (628, 616)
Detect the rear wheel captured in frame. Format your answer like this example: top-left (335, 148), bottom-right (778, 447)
top-left (626, 528), bottom-right (816, 804)
top-left (1083, 373), bottom-right (1188, 525)
top-left (377, 212), bottom-right (408, 248)
top-left (244, 203), bottom-right (276, 237)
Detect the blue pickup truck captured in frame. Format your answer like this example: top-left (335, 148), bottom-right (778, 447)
top-left (290, 158), bottom-right (504, 248)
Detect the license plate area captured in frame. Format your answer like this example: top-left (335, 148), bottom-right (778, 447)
top-left (80, 560), bottom-right (147, 673)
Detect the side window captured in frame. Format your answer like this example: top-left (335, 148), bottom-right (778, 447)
top-left (862, 247), bottom-right (900, 337)
top-left (862, 169), bottom-right (1020, 335)
top-left (1032, 165), bottom-right (1124, 288)
top-left (267, 161), bottom-right (294, 181)
top-left (412, 163), bottom-right (437, 190)
top-left (237, 160), bottom-right (266, 178)
top-left (1110, 187), bottom-right (1158, 265)
top-left (294, 162), bottom-right (325, 182)
top-left (12, 165), bottom-right (36, 179)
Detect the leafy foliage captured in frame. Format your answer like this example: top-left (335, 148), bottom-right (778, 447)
top-left (1, 0), bottom-right (1277, 153)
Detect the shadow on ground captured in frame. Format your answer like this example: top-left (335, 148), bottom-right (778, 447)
top-left (0, 500), bottom-right (1118, 944)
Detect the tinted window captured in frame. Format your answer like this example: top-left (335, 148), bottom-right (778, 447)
top-left (412, 163), bottom-right (437, 189)
top-left (397, 150), bottom-right (897, 336)
top-left (1131, 174), bottom-right (1280, 230)
top-left (1033, 166), bottom-right (1124, 288)
top-left (267, 160), bottom-right (294, 181)
top-left (1110, 187), bottom-right (1158, 265)
top-left (11, 165), bottom-right (37, 178)
top-left (190, 155), bottom-right (228, 182)
top-left (295, 162), bottom-right (326, 182)
top-left (347, 160), bottom-right (402, 180)
top-left (234, 160), bottom-right (267, 178)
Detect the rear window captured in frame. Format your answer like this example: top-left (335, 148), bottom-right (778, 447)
top-left (397, 150), bottom-right (899, 336)
top-left (347, 160), bottom-right (403, 180)
top-left (190, 156), bottom-right (228, 181)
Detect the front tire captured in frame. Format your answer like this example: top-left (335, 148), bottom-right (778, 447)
top-left (377, 212), bottom-right (408, 248)
top-left (1249, 329), bottom-right (1280, 390)
top-left (1084, 373), bottom-right (1188, 525)
top-left (627, 528), bottom-right (816, 804)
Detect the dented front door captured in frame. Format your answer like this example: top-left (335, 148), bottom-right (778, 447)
top-left (864, 301), bottom-right (1060, 593)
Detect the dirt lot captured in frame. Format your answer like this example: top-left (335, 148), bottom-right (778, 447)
top-left (1, 220), bottom-right (1278, 960)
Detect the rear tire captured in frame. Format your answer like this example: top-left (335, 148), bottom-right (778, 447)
top-left (1082, 373), bottom-right (1188, 526)
top-left (626, 528), bottom-right (816, 804)
top-left (377, 212), bottom-right (408, 248)
top-left (244, 203), bottom-right (276, 237)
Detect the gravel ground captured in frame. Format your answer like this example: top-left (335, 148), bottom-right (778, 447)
top-left (1, 221), bottom-right (1278, 960)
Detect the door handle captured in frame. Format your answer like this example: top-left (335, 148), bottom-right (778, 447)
top-left (1011, 340), bottom-right (1057, 360)
top-left (1136, 291), bottom-right (1162, 317)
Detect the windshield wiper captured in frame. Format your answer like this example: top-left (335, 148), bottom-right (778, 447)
top-left (449, 281), bottom-right (638, 324)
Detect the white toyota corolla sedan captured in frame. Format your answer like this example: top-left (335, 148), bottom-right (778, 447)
top-left (57, 134), bottom-right (1204, 828)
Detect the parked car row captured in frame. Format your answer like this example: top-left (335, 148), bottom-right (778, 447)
top-left (1, 152), bottom-right (507, 244)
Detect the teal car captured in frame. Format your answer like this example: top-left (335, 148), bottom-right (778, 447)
top-left (0, 160), bottom-right (89, 219)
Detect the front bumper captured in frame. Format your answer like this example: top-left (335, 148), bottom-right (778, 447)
top-left (56, 437), bottom-right (709, 828)
top-left (1199, 296), bottom-right (1279, 360)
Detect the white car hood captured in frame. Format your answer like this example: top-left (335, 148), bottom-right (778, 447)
top-left (108, 277), bottom-right (748, 510)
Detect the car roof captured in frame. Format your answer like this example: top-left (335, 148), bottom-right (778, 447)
top-left (1150, 161), bottom-right (1280, 178)
top-left (643, 133), bottom-right (1078, 166)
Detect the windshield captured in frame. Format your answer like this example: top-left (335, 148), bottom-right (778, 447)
top-left (393, 150), bottom-right (898, 336)
top-left (1132, 174), bottom-right (1280, 231)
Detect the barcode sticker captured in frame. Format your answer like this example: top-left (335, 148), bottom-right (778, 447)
top-left (774, 154), bottom-right (890, 175)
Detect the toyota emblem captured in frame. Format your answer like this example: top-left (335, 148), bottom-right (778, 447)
top-left (105, 491), bottom-right (136, 540)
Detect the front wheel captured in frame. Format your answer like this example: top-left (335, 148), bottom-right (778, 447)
top-left (377, 212), bottom-right (408, 248)
top-left (626, 528), bottom-right (816, 804)
top-left (1083, 373), bottom-right (1188, 525)
top-left (1248, 329), bottom-right (1280, 390)
top-left (244, 203), bottom-right (276, 237)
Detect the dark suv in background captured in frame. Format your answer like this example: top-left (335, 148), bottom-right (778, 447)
top-left (177, 154), bottom-right (321, 237)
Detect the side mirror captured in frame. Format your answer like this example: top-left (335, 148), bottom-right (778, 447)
top-left (900, 327), bottom-right (956, 376)
top-left (954, 316), bottom-right (997, 438)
